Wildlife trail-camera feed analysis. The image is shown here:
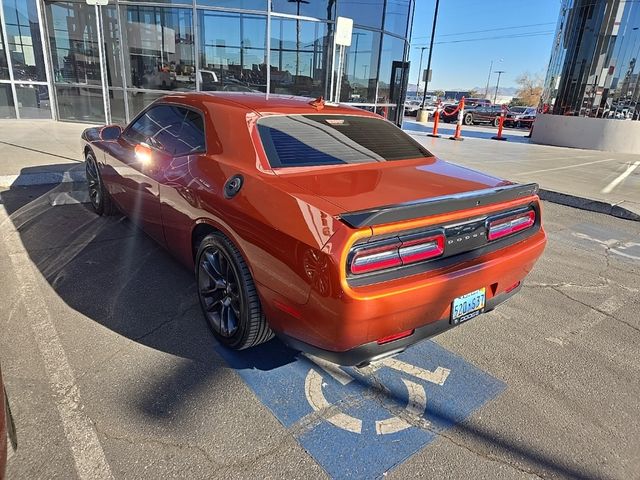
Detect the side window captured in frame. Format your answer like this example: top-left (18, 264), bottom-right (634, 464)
top-left (126, 105), bottom-right (206, 156)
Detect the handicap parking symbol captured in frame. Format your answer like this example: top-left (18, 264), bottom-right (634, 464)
top-left (214, 339), bottom-right (506, 479)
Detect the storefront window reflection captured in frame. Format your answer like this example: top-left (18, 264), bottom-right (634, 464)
top-left (339, 28), bottom-right (380, 103)
top-left (123, 6), bottom-right (195, 91)
top-left (338, 0), bottom-right (383, 29)
top-left (271, 0), bottom-right (335, 21)
top-left (198, 11), bottom-right (267, 92)
top-left (384, 0), bottom-right (410, 38)
top-left (270, 17), bottom-right (328, 97)
top-left (3, 0), bottom-right (413, 123)
top-left (0, 84), bottom-right (16, 117)
top-left (2, 0), bottom-right (47, 81)
top-left (542, 0), bottom-right (640, 120)
top-left (0, 21), bottom-right (9, 79)
top-left (47, 1), bottom-right (102, 85)
top-left (16, 83), bottom-right (50, 118)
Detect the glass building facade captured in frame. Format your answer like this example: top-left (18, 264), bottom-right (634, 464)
top-left (0, 0), bottom-right (414, 124)
top-left (542, 0), bottom-right (640, 120)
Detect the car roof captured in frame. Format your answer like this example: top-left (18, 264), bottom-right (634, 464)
top-left (158, 91), bottom-right (379, 118)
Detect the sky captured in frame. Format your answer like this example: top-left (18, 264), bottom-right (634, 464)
top-left (408, 0), bottom-right (562, 91)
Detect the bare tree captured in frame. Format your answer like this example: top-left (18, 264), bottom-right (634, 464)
top-left (513, 72), bottom-right (543, 106)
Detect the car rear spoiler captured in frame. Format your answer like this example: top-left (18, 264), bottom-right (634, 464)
top-left (337, 183), bottom-right (539, 228)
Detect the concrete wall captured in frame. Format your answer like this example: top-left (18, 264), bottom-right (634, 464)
top-left (531, 114), bottom-right (640, 154)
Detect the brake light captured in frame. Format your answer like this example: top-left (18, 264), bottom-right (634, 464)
top-left (350, 233), bottom-right (444, 275)
top-left (488, 210), bottom-right (535, 241)
top-left (350, 242), bottom-right (402, 275)
top-left (398, 234), bottom-right (445, 263)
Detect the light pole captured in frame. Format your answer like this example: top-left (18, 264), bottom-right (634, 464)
top-left (415, 46), bottom-right (428, 100)
top-left (485, 59), bottom-right (502, 99)
top-left (420, 0), bottom-right (440, 111)
top-left (417, 0), bottom-right (440, 123)
top-left (493, 70), bottom-right (505, 104)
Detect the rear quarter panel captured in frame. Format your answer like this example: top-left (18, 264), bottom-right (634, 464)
top-left (158, 101), bottom-right (349, 312)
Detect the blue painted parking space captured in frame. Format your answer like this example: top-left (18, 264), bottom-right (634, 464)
top-left (215, 339), bottom-right (506, 479)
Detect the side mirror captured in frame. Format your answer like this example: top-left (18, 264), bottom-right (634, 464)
top-left (99, 125), bottom-right (122, 141)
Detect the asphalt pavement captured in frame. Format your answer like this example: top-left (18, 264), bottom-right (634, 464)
top-left (1, 182), bottom-right (638, 479)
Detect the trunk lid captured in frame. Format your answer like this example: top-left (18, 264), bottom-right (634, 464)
top-left (278, 157), bottom-right (517, 223)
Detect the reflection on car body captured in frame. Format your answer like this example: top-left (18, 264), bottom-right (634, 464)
top-left (81, 92), bottom-right (546, 366)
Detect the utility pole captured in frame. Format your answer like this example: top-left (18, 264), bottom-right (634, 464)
top-left (420, 0), bottom-right (440, 111)
top-left (493, 70), bottom-right (505, 104)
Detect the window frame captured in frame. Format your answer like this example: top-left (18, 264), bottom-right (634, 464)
top-left (123, 101), bottom-right (208, 156)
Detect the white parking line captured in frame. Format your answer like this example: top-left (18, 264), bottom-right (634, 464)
top-left (601, 160), bottom-right (640, 194)
top-left (519, 158), bottom-right (617, 175)
top-left (1, 200), bottom-right (113, 480)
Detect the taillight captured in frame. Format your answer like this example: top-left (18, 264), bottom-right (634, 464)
top-left (350, 233), bottom-right (444, 275)
top-left (350, 242), bottom-right (402, 275)
top-left (488, 210), bottom-right (535, 241)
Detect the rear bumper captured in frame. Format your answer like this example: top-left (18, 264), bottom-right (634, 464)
top-left (266, 227), bottom-right (546, 361)
top-left (277, 282), bottom-right (522, 366)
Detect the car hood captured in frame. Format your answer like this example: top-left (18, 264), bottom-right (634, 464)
top-left (277, 157), bottom-right (511, 215)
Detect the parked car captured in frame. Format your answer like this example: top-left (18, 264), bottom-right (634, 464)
top-left (81, 93), bottom-right (546, 366)
top-left (465, 98), bottom-right (492, 108)
top-left (441, 98), bottom-right (492, 123)
top-left (462, 105), bottom-right (506, 126)
top-left (404, 100), bottom-right (422, 116)
top-left (505, 106), bottom-right (536, 128)
top-left (1, 364), bottom-right (17, 478)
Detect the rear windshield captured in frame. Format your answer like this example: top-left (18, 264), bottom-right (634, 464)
top-left (257, 115), bottom-right (433, 168)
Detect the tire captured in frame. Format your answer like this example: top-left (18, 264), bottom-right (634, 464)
top-left (196, 232), bottom-right (273, 350)
top-left (85, 151), bottom-right (115, 216)
top-left (493, 117), bottom-right (500, 127)
top-left (463, 113), bottom-right (473, 125)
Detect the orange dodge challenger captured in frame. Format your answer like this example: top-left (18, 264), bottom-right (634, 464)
top-left (81, 93), bottom-right (546, 366)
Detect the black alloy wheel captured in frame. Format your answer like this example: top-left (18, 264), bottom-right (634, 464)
top-left (493, 117), bottom-right (500, 127)
top-left (464, 113), bottom-right (473, 125)
top-left (196, 233), bottom-right (273, 350)
top-left (85, 151), bottom-right (114, 216)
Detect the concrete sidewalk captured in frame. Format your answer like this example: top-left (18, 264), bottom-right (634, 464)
top-left (0, 120), bottom-right (89, 186)
top-left (0, 119), bottom-right (638, 219)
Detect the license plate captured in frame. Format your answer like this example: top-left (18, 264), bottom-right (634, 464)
top-left (451, 288), bottom-right (486, 324)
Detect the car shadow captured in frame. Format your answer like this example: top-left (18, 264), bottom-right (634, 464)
top-left (0, 167), bottom-right (602, 479)
top-left (0, 172), bottom-right (299, 372)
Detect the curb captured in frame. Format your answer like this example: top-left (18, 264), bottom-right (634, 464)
top-left (539, 189), bottom-right (640, 222)
top-left (0, 170), bottom-right (85, 188)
